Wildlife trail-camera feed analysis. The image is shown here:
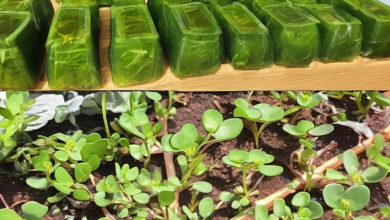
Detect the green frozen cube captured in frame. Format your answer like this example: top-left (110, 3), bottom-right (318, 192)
top-left (252, 2), bottom-right (320, 66)
top-left (45, 7), bottom-right (102, 89)
top-left (0, 12), bottom-right (39, 89)
top-left (113, 0), bottom-right (145, 6)
top-left (323, 0), bottom-right (390, 58)
top-left (160, 2), bottom-right (222, 77)
top-left (63, 0), bottom-right (100, 28)
top-left (109, 5), bottom-right (164, 86)
top-left (302, 4), bottom-right (362, 62)
top-left (213, 3), bottom-right (274, 69)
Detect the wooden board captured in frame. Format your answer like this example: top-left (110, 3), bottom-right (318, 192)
top-left (33, 1), bottom-right (390, 91)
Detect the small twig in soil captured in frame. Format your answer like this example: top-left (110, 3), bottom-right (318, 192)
top-left (0, 194), bottom-right (9, 209)
top-left (89, 174), bottom-right (96, 186)
top-left (9, 197), bottom-right (31, 209)
top-left (213, 100), bottom-right (226, 114)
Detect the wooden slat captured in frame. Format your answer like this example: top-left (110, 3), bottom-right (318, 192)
top-left (33, 1), bottom-right (390, 91)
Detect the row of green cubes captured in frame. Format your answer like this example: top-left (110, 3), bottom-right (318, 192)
top-left (1, 0), bottom-right (390, 89)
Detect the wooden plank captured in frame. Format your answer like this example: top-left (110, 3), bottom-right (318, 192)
top-left (33, 1), bottom-right (390, 91)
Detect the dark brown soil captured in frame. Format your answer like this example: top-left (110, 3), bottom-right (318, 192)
top-left (0, 91), bottom-right (389, 220)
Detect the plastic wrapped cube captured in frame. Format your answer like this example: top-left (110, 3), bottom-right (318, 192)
top-left (253, 2), bottom-right (320, 67)
top-left (63, 0), bottom-right (100, 29)
top-left (161, 2), bottom-right (223, 77)
top-left (147, 0), bottom-right (191, 27)
top-left (45, 7), bottom-right (102, 89)
top-left (214, 3), bottom-right (274, 69)
top-left (322, 0), bottom-right (390, 58)
top-left (302, 4), bottom-right (362, 62)
top-left (0, 12), bottom-right (39, 89)
top-left (109, 5), bottom-right (164, 86)
top-left (113, 0), bottom-right (145, 6)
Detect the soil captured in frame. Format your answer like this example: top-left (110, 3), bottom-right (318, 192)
top-left (0, 91), bottom-right (389, 220)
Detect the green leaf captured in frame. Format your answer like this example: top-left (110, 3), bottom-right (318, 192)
top-left (124, 184), bottom-right (142, 196)
top-left (233, 107), bottom-right (261, 120)
top-left (354, 216), bottom-right (377, 220)
top-left (158, 191), bottom-right (175, 206)
top-left (257, 164), bottom-right (283, 176)
top-left (291, 192), bottom-right (310, 207)
top-left (283, 124), bottom-right (307, 136)
top-left (297, 92), bottom-right (326, 108)
top-left (75, 163), bottom-right (92, 183)
top-left (145, 92), bottom-right (162, 101)
top-left (374, 154), bottom-right (390, 170)
top-left (306, 200), bottom-right (323, 219)
top-left (194, 162), bottom-right (207, 176)
top-left (199, 197), bottom-right (214, 218)
top-left (73, 189), bottom-right (91, 201)
top-left (133, 193), bottom-right (149, 204)
top-left (255, 205), bottom-right (269, 220)
top-left (171, 123), bottom-right (198, 150)
top-left (253, 104), bottom-right (284, 122)
top-left (193, 181), bottom-right (212, 193)
top-left (161, 134), bottom-right (182, 153)
top-left (137, 173), bottom-right (151, 188)
top-left (91, 139), bottom-right (109, 158)
top-left (342, 185), bottom-right (370, 211)
top-left (374, 134), bottom-right (384, 151)
top-left (250, 150), bottom-right (274, 164)
top-left (308, 124), bottom-right (334, 136)
top-left (299, 139), bottom-right (314, 148)
top-left (380, 206), bottom-right (390, 218)
top-left (214, 119), bottom-right (243, 141)
top-left (177, 155), bottom-right (187, 174)
top-left (240, 197), bottom-right (249, 206)
top-left (55, 167), bottom-right (73, 187)
top-left (48, 193), bottom-right (67, 203)
top-left (325, 169), bottom-right (346, 180)
top-left (228, 150), bottom-right (250, 164)
top-left (234, 98), bottom-right (249, 109)
top-left (125, 167), bottom-right (139, 181)
top-left (86, 155), bottom-right (101, 171)
top-left (21, 202), bottom-right (48, 220)
top-left (26, 176), bottom-right (50, 190)
top-left (203, 109), bottom-right (223, 133)
top-left (219, 191), bottom-right (235, 202)
top-left (333, 209), bottom-right (345, 218)
top-left (130, 144), bottom-right (142, 160)
top-left (366, 91), bottom-right (390, 106)
top-left (87, 133), bottom-right (101, 143)
top-left (0, 209), bottom-right (22, 220)
top-left (273, 198), bottom-right (287, 217)
top-left (323, 183), bottom-right (344, 209)
top-left (0, 107), bottom-right (15, 120)
top-left (153, 123), bottom-right (163, 135)
top-left (362, 166), bottom-right (388, 183)
top-left (117, 207), bottom-right (129, 218)
top-left (343, 150), bottom-right (360, 175)
top-left (53, 182), bottom-right (71, 195)
top-left (54, 151), bottom-right (69, 162)
top-left (94, 192), bottom-right (113, 207)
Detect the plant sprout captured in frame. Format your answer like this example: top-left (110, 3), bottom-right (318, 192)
top-left (233, 98), bottom-right (284, 148)
top-left (271, 91), bottom-right (297, 104)
top-left (366, 134), bottom-right (390, 171)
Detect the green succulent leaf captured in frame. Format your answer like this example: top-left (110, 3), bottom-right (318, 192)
top-left (306, 200), bottom-right (323, 219)
top-left (343, 150), bottom-right (360, 176)
top-left (91, 139), bottom-right (109, 158)
top-left (228, 150), bottom-right (250, 164)
top-left (308, 124), bottom-right (334, 136)
top-left (199, 197), bottom-right (214, 218)
top-left (153, 123), bottom-right (163, 135)
top-left (234, 98), bottom-right (249, 109)
top-left (0, 209), bottom-right (22, 220)
top-left (273, 198), bottom-right (287, 217)
top-left (145, 92), bottom-right (162, 101)
top-left (325, 169), bottom-right (346, 181)
top-left (177, 155), bottom-right (187, 174)
top-left (203, 109), bottom-right (223, 133)
top-left (55, 167), bottom-right (73, 187)
top-left (133, 193), bottom-right (150, 204)
top-left (126, 167), bottom-right (139, 181)
top-left (54, 151), bottom-right (69, 162)
top-left (75, 163), bottom-right (92, 183)
top-left (253, 104), bottom-right (284, 122)
top-left (323, 183), bottom-right (344, 209)
top-left (250, 150), bottom-right (274, 164)
top-left (354, 216), bottom-right (377, 220)
top-left (240, 197), bottom-right (250, 206)
top-left (362, 166), bottom-right (388, 183)
top-left (233, 107), bottom-right (262, 120)
top-left (53, 182), bottom-right (71, 195)
top-left (73, 190), bottom-right (91, 201)
top-left (124, 184), bottom-right (142, 196)
top-left (194, 162), bottom-right (207, 176)
top-left (158, 191), bottom-right (175, 207)
top-left (21, 202), bottom-right (48, 220)
top-left (333, 209), bottom-right (345, 218)
top-left (214, 119), bottom-right (243, 141)
top-left (137, 173), bottom-right (151, 188)
top-left (255, 205), bottom-right (269, 220)
top-left (171, 124), bottom-right (198, 150)
top-left (257, 164), bottom-right (283, 177)
top-left (87, 133), bottom-right (101, 143)
top-left (48, 193), bottom-right (67, 203)
top-left (297, 92), bottom-right (326, 108)
top-left (342, 185), bottom-right (370, 211)
top-left (373, 154), bottom-right (390, 170)
top-left (193, 181), bottom-right (212, 193)
top-left (86, 154), bottom-right (101, 171)
top-left (94, 192), bottom-right (113, 207)
top-left (366, 91), bottom-right (390, 106)
top-left (219, 191), bottom-right (236, 203)
top-left (291, 192), bottom-right (310, 207)
top-left (26, 176), bottom-right (50, 190)
top-left (129, 144), bottom-right (142, 160)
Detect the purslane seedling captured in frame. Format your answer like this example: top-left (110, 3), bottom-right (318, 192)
top-left (0, 201), bottom-right (48, 220)
top-left (283, 120), bottom-right (334, 190)
top-left (256, 192), bottom-right (323, 220)
top-left (222, 149), bottom-right (283, 208)
top-left (366, 134), bottom-right (390, 171)
top-left (324, 150), bottom-right (387, 185)
top-left (233, 98), bottom-right (284, 148)
top-left (270, 91), bottom-right (297, 105)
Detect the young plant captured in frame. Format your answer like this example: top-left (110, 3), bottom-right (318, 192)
top-left (0, 92), bottom-right (39, 161)
top-left (327, 91), bottom-right (390, 120)
top-left (233, 98), bottom-right (284, 148)
top-left (0, 201), bottom-right (48, 220)
top-left (323, 183), bottom-right (371, 219)
top-left (283, 120), bottom-right (334, 190)
top-left (366, 134), bottom-right (390, 171)
top-left (283, 91), bottom-right (328, 117)
top-left (256, 192), bottom-right (323, 220)
top-left (161, 109), bottom-right (243, 182)
top-left (270, 91), bottom-right (297, 105)
top-left (324, 150), bottom-right (387, 185)
top-left (222, 149), bottom-right (283, 209)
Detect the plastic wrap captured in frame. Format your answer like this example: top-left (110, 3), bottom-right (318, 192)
top-left (252, 1), bottom-right (320, 67)
top-left (160, 2), bottom-right (222, 77)
top-left (45, 7), bottom-right (102, 89)
top-left (109, 5), bottom-right (163, 86)
top-left (214, 3), bottom-right (274, 69)
top-left (322, 0), bottom-right (390, 58)
top-left (113, 0), bottom-right (145, 6)
top-left (302, 4), bottom-right (362, 62)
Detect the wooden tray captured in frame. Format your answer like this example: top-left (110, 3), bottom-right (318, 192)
top-left (33, 1), bottom-right (390, 91)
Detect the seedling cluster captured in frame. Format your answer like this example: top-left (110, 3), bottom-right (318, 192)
top-left (0, 90), bottom-right (389, 220)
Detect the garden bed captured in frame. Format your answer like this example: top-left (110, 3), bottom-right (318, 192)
top-left (0, 91), bottom-right (389, 220)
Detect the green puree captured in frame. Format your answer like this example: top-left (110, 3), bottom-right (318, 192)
top-left (302, 4), bottom-right (362, 62)
top-left (322, 0), bottom-right (390, 58)
top-left (0, 0), bottom-right (54, 90)
top-left (161, 2), bottom-right (222, 77)
top-left (214, 3), bottom-right (274, 69)
top-left (252, 1), bottom-right (320, 67)
top-left (45, 7), bottom-right (102, 89)
top-left (109, 5), bottom-right (164, 87)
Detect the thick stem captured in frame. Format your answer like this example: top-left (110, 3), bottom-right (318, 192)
top-left (242, 171), bottom-right (249, 198)
top-left (253, 122), bottom-right (259, 149)
top-left (144, 145), bottom-right (152, 169)
top-left (102, 92), bottom-right (111, 139)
